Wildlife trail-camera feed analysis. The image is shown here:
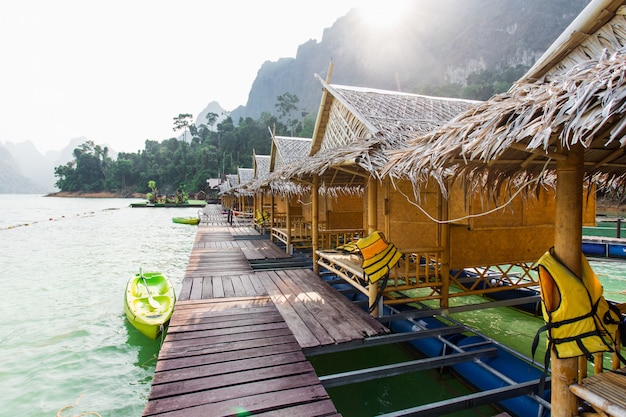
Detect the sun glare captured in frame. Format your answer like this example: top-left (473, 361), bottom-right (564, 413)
top-left (355, 0), bottom-right (411, 29)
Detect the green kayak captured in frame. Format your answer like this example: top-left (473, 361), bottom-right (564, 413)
top-left (172, 216), bottom-right (200, 225)
top-left (124, 271), bottom-right (175, 340)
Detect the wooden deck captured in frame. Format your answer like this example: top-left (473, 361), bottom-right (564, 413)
top-left (143, 205), bottom-right (388, 416)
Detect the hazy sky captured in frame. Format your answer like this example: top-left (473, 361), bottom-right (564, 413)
top-left (0, 0), bottom-right (401, 154)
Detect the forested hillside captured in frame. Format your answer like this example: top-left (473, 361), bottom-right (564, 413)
top-left (234, 0), bottom-right (590, 121)
top-left (53, 0), bottom-right (591, 195)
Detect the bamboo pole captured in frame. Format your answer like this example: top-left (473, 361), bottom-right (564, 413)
top-left (312, 175), bottom-right (320, 274)
top-left (367, 177), bottom-right (379, 315)
top-left (440, 189), bottom-right (451, 309)
top-left (286, 200), bottom-right (292, 254)
top-left (551, 144), bottom-right (584, 417)
top-left (270, 194), bottom-right (275, 242)
top-left (367, 177), bottom-right (378, 234)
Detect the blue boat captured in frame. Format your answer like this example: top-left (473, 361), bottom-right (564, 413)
top-left (318, 272), bottom-right (551, 417)
top-left (582, 240), bottom-right (607, 257)
top-left (607, 242), bottom-right (626, 259)
top-left (582, 238), bottom-right (626, 259)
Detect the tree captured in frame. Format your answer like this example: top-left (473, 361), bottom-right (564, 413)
top-left (173, 113), bottom-right (193, 142)
top-left (275, 92), bottom-right (300, 136)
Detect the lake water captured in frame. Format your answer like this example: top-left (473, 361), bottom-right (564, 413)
top-left (2, 195), bottom-right (624, 417)
top-left (0, 195), bottom-right (198, 416)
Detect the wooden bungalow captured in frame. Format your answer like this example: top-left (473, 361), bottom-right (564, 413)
top-left (264, 135), bottom-right (316, 252)
top-left (218, 173), bottom-right (239, 210)
top-left (251, 152), bottom-right (272, 232)
top-left (236, 167), bottom-right (255, 216)
top-left (385, 0), bottom-right (626, 415)
top-left (278, 73), bottom-right (494, 313)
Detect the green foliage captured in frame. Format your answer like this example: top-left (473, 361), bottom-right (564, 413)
top-left (54, 140), bottom-right (111, 192)
top-left (53, 109), bottom-right (280, 194)
top-left (419, 64), bottom-right (530, 101)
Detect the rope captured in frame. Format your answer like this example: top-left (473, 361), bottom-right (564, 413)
top-left (392, 159), bottom-right (551, 224)
top-left (56, 393), bottom-right (102, 417)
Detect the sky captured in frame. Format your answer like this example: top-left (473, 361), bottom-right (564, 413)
top-left (0, 0), bottom-right (400, 155)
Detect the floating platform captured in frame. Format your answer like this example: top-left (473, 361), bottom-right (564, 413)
top-left (131, 200), bottom-right (207, 208)
top-left (142, 206), bottom-right (388, 416)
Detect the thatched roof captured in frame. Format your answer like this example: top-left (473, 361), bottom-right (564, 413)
top-left (384, 0), bottom-right (626, 196)
top-left (238, 167), bottom-right (254, 184)
top-left (219, 174), bottom-right (239, 195)
top-left (237, 135), bottom-right (312, 197)
top-left (281, 76), bottom-right (479, 188)
top-left (253, 154), bottom-right (271, 181)
top-left (269, 136), bottom-right (312, 172)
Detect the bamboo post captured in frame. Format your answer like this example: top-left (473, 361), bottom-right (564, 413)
top-left (367, 177), bottom-right (379, 315)
top-left (440, 190), bottom-right (450, 309)
top-left (270, 194), bottom-right (275, 242)
top-left (286, 200), bottom-right (292, 254)
top-left (312, 175), bottom-right (320, 274)
top-left (367, 177), bottom-right (378, 234)
top-left (551, 144), bottom-right (584, 417)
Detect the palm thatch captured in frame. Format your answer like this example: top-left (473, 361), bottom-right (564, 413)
top-left (254, 154), bottom-right (271, 181)
top-left (283, 77), bottom-right (478, 187)
top-left (385, 2), bottom-right (626, 197)
top-left (386, 47), bottom-right (626, 196)
top-left (218, 174), bottom-right (240, 195)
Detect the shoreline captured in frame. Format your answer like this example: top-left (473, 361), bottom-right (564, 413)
top-left (45, 191), bottom-right (144, 198)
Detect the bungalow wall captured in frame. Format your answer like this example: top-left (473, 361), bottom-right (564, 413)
top-left (323, 194), bottom-right (365, 229)
top-left (376, 178), bottom-right (595, 269)
top-left (381, 179), bottom-right (441, 249)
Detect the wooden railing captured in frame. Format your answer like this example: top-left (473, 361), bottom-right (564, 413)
top-left (271, 221), bottom-right (312, 254)
top-left (384, 247), bottom-right (445, 304)
top-left (448, 262), bottom-right (539, 298)
top-left (317, 228), bottom-right (364, 250)
top-left (315, 246), bottom-right (445, 304)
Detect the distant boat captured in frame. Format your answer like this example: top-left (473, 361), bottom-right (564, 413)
top-left (172, 216), bottom-right (200, 225)
top-left (582, 237), bottom-right (626, 259)
top-left (130, 200), bottom-right (207, 208)
top-left (124, 270), bottom-right (175, 340)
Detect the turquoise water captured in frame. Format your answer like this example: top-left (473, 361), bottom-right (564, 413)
top-left (2, 195), bottom-right (625, 416)
top-left (0, 195), bottom-right (198, 416)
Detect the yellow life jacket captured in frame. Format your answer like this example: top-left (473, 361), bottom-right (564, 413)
top-left (356, 231), bottom-right (402, 284)
top-left (535, 249), bottom-right (620, 360)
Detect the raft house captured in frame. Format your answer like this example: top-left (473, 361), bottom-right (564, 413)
top-left (161, 1), bottom-right (626, 414)
top-left (218, 68), bottom-right (594, 415)
top-left (384, 0), bottom-right (626, 415)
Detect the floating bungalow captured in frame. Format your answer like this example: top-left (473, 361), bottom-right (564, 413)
top-left (264, 71), bottom-right (597, 322)
top-left (385, 0), bottom-right (626, 415)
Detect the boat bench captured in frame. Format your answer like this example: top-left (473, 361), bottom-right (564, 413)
top-left (316, 246), bottom-right (444, 304)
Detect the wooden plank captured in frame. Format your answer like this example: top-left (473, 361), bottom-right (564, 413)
top-left (172, 297), bottom-right (273, 311)
top-left (212, 275), bottom-right (225, 298)
top-left (188, 277), bottom-right (203, 300)
top-left (222, 276), bottom-right (236, 297)
top-left (177, 277), bottom-right (193, 301)
top-left (257, 270), bottom-right (333, 348)
top-left (165, 321), bottom-right (290, 342)
top-left (251, 400), bottom-right (341, 417)
top-left (274, 269), bottom-right (359, 343)
top-left (144, 375), bottom-right (328, 416)
top-left (155, 340), bottom-right (303, 372)
top-left (239, 274), bottom-right (264, 296)
top-left (168, 309), bottom-right (282, 330)
top-left (152, 350), bottom-right (307, 385)
top-left (200, 276), bottom-right (213, 299)
top-left (292, 268), bottom-right (388, 336)
top-left (149, 361), bottom-right (316, 399)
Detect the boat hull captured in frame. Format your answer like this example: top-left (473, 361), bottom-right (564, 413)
top-left (124, 272), bottom-right (175, 340)
top-left (172, 217), bottom-right (200, 225)
top-left (582, 238), bottom-right (626, 258)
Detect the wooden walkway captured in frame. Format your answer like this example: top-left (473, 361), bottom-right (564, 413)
top-left (143, 205), bottom-right (388, 416)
